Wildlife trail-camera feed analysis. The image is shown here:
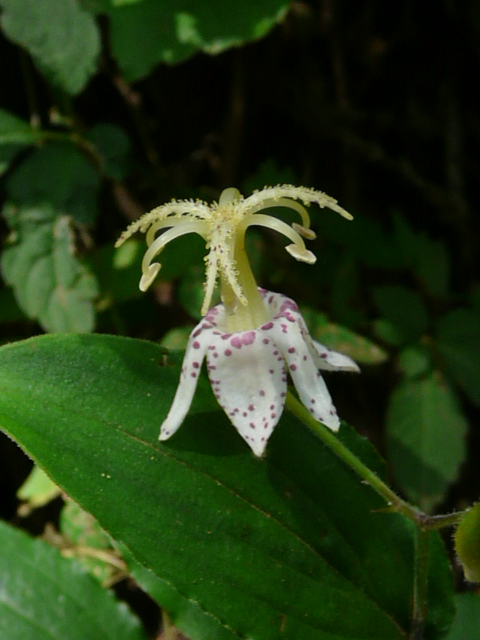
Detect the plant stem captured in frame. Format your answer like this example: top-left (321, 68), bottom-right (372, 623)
top-left (410, 528), bottom-right (431, 640)
top-left (285, 391), bottom-right (463, 530)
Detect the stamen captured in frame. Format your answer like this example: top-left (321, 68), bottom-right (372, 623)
top-left (285, 244), bottom-right (316, 263)
top-left (140, 220), bottom-right (208, 291)
top-left (292, 222), bottom-right (316, 239)
top-left (239, 213), bottom-right (316, 264)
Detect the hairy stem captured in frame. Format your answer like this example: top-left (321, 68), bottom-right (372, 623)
top-left (285, 391), bottom-right (464, 530)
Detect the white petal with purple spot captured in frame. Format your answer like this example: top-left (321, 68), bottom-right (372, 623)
top-left (206, 327), bottom-right (286, 457)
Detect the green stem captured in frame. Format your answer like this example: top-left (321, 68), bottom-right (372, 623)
top-left (410, 528), bottom-right (431, 640)
top-left (285, 391), bottom-right (464, 530)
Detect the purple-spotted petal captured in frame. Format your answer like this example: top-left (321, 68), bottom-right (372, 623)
top-left (207, 332), bottom-right (287, 457)
top-left (159, 328), bottom-right (211, 441)
top-left (311, 340), bottom-right (360, 372)
top-left (270, 320), bottom-right (340, 432)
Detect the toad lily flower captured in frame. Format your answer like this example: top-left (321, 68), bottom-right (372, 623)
top-left (116, 185), bottom-right (359, 456)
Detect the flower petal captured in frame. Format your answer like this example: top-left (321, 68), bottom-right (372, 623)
top-left (270, 320), bottom-right (340, 432)
top-left (159, 326), bottom-right (211, 441)
top-left (311, 340), bottom-right (361, 373)
top-left (207, 331), bottom-right (287, 457)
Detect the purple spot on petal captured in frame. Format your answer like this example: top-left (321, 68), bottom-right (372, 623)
top-left (231, 331), bottom-right (256, 349)
top-left (192, 341), bottom-right (200, 349)
top-left (288, 347), bottom-right (295, 353)
top-left (303, 355), bottom-right (307, 361)
top-left (290, 364), bottom-right (297, 371)
top-left (263, 338), bottom-right (270, 344)
top-left (281, 392), bottom-right (286, 398)
top-left (260, 390), bottom-right (265, 396)
top-left (249, 422), bottom-right (256, 429)
top-left (225, 349), bottom-right (232, 356)
top-left (248, 404), bottom-right (254, 411)
top-left (243, 412), bottom-right (248, 417)
top-left (193, 362), bottom-right (200, 369)
top-left (271, 413), bottom-right (276, 419)
top-left (191, 372), bottom-right (197, 378)
top-left (261, 322), bottom-right (274, 330)
top-left (321, 353), bottom-right (328, 359)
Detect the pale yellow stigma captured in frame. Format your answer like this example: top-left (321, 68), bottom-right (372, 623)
top-left (115, 184), bottom-right (353, 317)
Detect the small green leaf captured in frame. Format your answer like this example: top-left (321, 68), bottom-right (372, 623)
top-left (0, 0), bottom-right (100, 95)
top-left (60, 500), bottom-right (120, 584)
top-left (436, 308), bottom-right (480, 405)
top-left (446, 593), bottom-right (480, 639)
top-left (373, 285), bottom-right (429, 344)
top-left (2, 209), bottom-right (98, 333)
top-left (0, 334), bottom-right (455, 640)
top-left (17, 465), bottom-right (61, 515)
top-left (160, 325), bottom-right (193, 350)
top-left (0, 109), bottom-right (43, 146)
top-left (108, 0), bottom-right (289, 79)
top-left (386, 372), bottom-right (468, 510)
top-left (6, 142), bottom-right (100, 225)
top-left (301, 308), bottom-right (388, 365)
top-left (397, 345), bottom-right (431, 378)
top-left (0, 520), bottom-right (146, 640)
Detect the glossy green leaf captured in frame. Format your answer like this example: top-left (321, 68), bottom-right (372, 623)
top-left (386, 372), bottom-right (467, 510)
top-left (0, 334), bottom-right (454, 640)
top-left (2, 207), bottom-right (98, 333)
top-left (6, 142), bottom-right (100, 225)
top-left (0, 0), bottom-right (100, 95)
top-left (373, 285), bottom-right (429, 345)
top-left (446, 593), bottom-right (480, 640)
top-left (107, 0), bottom-right (289, 79)
top-left (436, 308), bottom-right (480, 405)
top-left (0, 520), bottom-right (146, 640)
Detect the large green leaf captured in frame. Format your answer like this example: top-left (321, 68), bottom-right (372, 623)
top-left (107, 0), bottom-right (289, 79)
top-left (0, 335), bottom-right (454, 640)
top-left (386, 372), bottom-right (467, 510)
top-left (436, 308), bottom-right (480, 406)
top-left (0, 520), bottom-right (146, 640)
top-left (0, 0), bottom-right (100, 95)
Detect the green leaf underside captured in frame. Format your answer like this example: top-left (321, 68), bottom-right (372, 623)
top-left (0, 335), bottom-right (453, 640)
top-left (0, 0), bottom-right (100, 95)
top-left (108, 0), bottom-right (289, 79)
top-left (386, 373), bottom-right (467, 509)
top-left (0, 520), bottom-right (146, 640)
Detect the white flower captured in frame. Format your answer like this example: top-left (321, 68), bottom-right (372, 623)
top-left (116, 184), bottom-right (358, 456)
top-left (160, 290), bottom-right (359, 457)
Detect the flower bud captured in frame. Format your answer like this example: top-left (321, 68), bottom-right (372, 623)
top-left (455, 502), bottom-right (480, 582)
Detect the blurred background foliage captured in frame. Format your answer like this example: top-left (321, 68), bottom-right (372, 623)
top-left (1, 0), bottom-right (480, 634)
